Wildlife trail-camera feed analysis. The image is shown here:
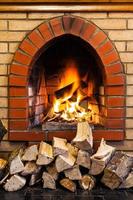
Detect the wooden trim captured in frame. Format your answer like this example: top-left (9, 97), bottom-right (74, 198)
top-left (0, 3), bottom-right (133, 12)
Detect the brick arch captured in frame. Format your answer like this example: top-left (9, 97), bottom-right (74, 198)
top-left (9, 15), bottom-right (125, 141)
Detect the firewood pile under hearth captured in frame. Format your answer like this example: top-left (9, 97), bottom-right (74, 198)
top-left (0, 122), bottom-right (133, 192)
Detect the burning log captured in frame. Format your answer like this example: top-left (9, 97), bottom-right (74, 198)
top-left (64, 165), bottom-right (82, 180)
top-left (53, 137), bottom-right (68, 157)
top-left (119, 169), bottom-right (133, 189)
top-left (101, 152), bottom-right (133, 190)
top-left (79, 175), bottom-right (95, 191)
top-left (22, 145), bottom-right (38, 161)
top-left (29, 166), bottom-right (42, 186)
top-left (55, 153), bottom-right (76, 173)
top-left (60, 178), bottom-right (76, 192)
top-left (36, 141), bottom-right (53, 165)
top-left (72, 122), bottom-right (93, 152)
top-left (76, 150), bottom-right (91, 169)
top-left (42, 171), bottom-right (56, 190)
top-left (10, 155), bottom-right (24, 175)
top-left (89, 138), bottom-right (115, 175)
top-left (3, 175), bottom-right (26, 192)
top-left (46, 163), bottom-right (58, 181)
top-left (21, 162), bottom-right (38, 176)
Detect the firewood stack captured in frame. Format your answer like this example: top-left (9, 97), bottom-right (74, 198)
top-left (0, 122), bottom-right (133, 192)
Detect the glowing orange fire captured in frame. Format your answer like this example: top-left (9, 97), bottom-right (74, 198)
top-left (52, 60), bottom-right (100, 123)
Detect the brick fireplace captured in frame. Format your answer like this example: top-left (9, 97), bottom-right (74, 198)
top-left (0, 0), bottom-right (133, 153)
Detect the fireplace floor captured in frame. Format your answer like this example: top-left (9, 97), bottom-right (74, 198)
top-left (0, 186), bottom-right (132, 200)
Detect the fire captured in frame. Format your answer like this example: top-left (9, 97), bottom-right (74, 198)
top-left (52, 59), bottom-right (100, 123)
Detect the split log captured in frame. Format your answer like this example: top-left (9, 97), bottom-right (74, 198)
top-left (119, 169), bottom-right (133, 189)
top-left (36, 141), bottom-right (53, 165)
top-left (0, 120), bottom-right (7, 141)
top-left (29, 166), bottom-right (42, 186)
top-left (67, 143), bottom-right (78, 158)
top-left (10, 155), bottom-right (24, 175)
top-left (53, 137), bottom-right (68, 157)
top-left (22, 145), bottom-right (38, 161)
top-left (46, 163), bottom-right (58, 181)
top-left (72, 122), bottom-right (93, 152)
top-left (64, 165), bottom-right (82, 180)
top-left (79, 175), bottom-right (95, 191)
top-left (101, 151), bottom-right (133, 190)
top-left (60, 178), bottom-right (76, 192)
top-left (42, 171), bottom-right (56, 190)
top-left (0, 158), bottom-right (7, 181)
top-left (89, 138), bottom-right (115, 175)
top-left (3, 175), bottom-right (26, 192)
top-left (55, 153), bottom-right (76, 173)
top-left (76, 150), bottom-right (91, 169)
top-left (21, 162), bottom-right (38, 176)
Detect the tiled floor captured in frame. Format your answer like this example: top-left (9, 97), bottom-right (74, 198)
top-left (0, 187), bottom-right (133, 200)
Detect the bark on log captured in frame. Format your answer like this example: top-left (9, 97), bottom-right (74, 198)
top-left (22, 145), bottom-right (38, 161)
top-left (72, 122), bottom-right (93, 152)
top-left (29, 166), bottom-right (42, 186)
top-left (79, 175), bottom-right (95, 190)
top-left (119, 169), bottom-right (133, 189)
top-left (42, 171), bottom-right (56, 190)
top-left (55, 153), bottom-right (76, 173)
top-left (60, 178), bottom-right (76, 192)
top-left (36, 141), bottom-right (53, 165)
top-left (3, 175), bottom-right (26, 192)
top-left (64, 165), bottom-right (82, 180)
top-left (53, 137), bottom-right (68, 157)
top-left (101, 152), bottom-right (133, 190)
top-left (46, 163), bottom-right (58, 181)
top-left (76, 150), bottom-right (91, 169)
top-left (10, 155), bottom-right (24, 175)
top-left (21, 161), bottom-right (38, 176)
top-left (89, 138), bottom-right (115, 175)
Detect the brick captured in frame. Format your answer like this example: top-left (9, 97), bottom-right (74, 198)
top-left (127, 42), bottom-right (133, 51)
top-left (93, 130), bottom-right (124, 141)
top-left (105, 86), bottom-right (125, 95)
top-left (0, 54), bottom-right (13, 64)
top-left (97, 40), bottom-right (113, 56)
top-left (9, 132), bottom-right (45, 141)
top-left (9, 20), bottom-right (43, 31)
top-left (127, 75), bottom-right (133, 84)
top-left (0, 65), bottom-right (8, 75)
top-left (10, 64), bottom-right (28, 76)
top-left (114, 42), bottom-right (125, 52)
top-left (128, 19), bottom-right (133, 29)
top-left (106, 119), bottom-right (124, 129)
top-left (0, 20), bottom-right (7, 30)
top-left (9, 120), bottom-right (28, 130)
top-left (9, 109), bottom-right (28, 118)
top-left (126, 119), bottom-right (133, 128)
top-left (9, 76), bottom-right (27, 86)
top-left (126, 64), bottom-right (133, 74)
top-left (28, 13), bottom-right (63, 19)
top-left (70, 17), bottom-right (85, 35)
top-left (14, 51), bottom-right (32, 65)
top-left (9, 42), bottom-right (19, 53)
top-left (0, 13), bottom-right (26, 19)
top-left (126, 129), bottom-right (133, 140)
top-left (107, 97), bottom-right (125, 107)
top-left (73, 12), bottom-right (107, 19)
top-left (0, 108), bottom-right (8, 118)
top-left (107, 75), bottom-right (125, 85)
top-left (0, 87), bottom-right (7, 96)
top-left (92, 19), bottom-right (126, 30)
top-left (28, 30), bottom-right (45, 48)
top-left (126, 97), bottom-right (133, 106)
top-left (0, 32), bottom-right (26, 42)
top-left (109, 30), bottom-right (133, 41)
top-left (0, 98), bottom-right (8, 107)
top-left (126, 107), bottom-right (133, 117)
top-left (127, 85), bottom-right (133, 95)
top-left (9, 87), bottom-right (27, 97)
top-left (120, 52), bottom-right (133, 63)
top-left (9, 98), bottom-right (28, 108)
top-left (89, 31), bottom-right (107, 49)
top-left (101, 51), bottom-right (119, 65)
top-left (107, 108), bottom-right (124, 118)
top-left (80, 22), bottom-right (96, 41)
top-left (19, 39), bottom-right (38, 56)
top-left (0, 76), bottom-right (8, 86)
top-left (109, 12), bottom-right (133, 18)
top-left (63, 15), bottom-right (74, 33)
top-left (105, 62), bottom-right (123, 75)
top-left (50, 17), bottom-right (64, 36)
top-left (0, 43), bottom-right (8, 52)
top-left (38, 22), bottom-right (54, 41)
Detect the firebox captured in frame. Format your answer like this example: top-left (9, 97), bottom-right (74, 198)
top-left (9, 15), bottom-right (125, 142)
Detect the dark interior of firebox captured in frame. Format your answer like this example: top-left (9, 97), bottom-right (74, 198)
top-left (28, 34), bottom-right (105, 129)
